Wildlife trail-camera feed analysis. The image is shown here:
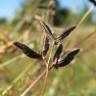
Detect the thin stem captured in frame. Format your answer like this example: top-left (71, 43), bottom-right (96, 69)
top-left (20, 69), bottom-right (46, 96)
top-left (64, 5), bottom-right (94, 50)
top-left (1, 62), bottom-right (34, 95)
top-left (39, 41), bottom-right (54, 96)
top-left (0, 54), bottom-right (24, 68)
top-left (75, 5), bottom-right (94, 32)
top-left (20, 62), bottom-right (53, 96)
top-left (46, 70), bottom-right (61, 96)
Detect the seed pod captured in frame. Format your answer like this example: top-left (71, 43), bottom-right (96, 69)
top-left (53, 44), bottom-right (63, 62)
top-left (53, 49), bottom-right (80, 69)
top-left (89, 0), bottom-right (96, 6)
top-left (40, 21), bottom-right (55, 40)
top-left (57, 25), bottom-right (76, 42)
top-left (14, 42), bottom-right (42, 59)
top-left (42, 36), bottom-right (50, 56)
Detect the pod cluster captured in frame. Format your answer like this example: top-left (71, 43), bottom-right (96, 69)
top-left (14, 20), bottom-right (80, 69)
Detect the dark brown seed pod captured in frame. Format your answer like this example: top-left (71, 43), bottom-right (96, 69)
top-left (42, 36), bottom-right (50, 57)
top-left (57, 25), bottom-right (76, 42)
top-left (53, 48), bottom-right (80, 69)
top-left (89, 0), bottom-right (96, 6)
top-left (14, 42), bottom-right (42, 59)
top-left (53, 44), bottom-right (63, 62)
top-left (40, 21), bottom-right (55, 40)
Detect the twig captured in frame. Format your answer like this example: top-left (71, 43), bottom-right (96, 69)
top-left (40, 41), bottom-right (54, 96)
top-left (74, 5), bottom-right (94, 32)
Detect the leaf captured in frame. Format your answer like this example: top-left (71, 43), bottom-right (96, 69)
top-left (57, 25), bottom-right (76, 42)
top-left (89, 0), bottom-right (96, 6)
top-left (40, 21), bottom-right (55, 40)
top-left (42, 36), bottom-right (50, 56)
top-left (14, 42), bottom-right (42, 59)
top-left (53, 49), bottom-right (80, 69)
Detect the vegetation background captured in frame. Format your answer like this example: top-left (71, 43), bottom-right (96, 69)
top-left (0, 0), bottom-right (96, 96)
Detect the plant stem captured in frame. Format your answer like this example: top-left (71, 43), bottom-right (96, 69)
top-left (20, 62), bottom-right (53, 96)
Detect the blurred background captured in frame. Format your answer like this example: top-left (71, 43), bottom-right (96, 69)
top-left (0, 0), bottom-right (96, 96)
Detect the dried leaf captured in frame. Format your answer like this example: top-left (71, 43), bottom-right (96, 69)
top-left (14, 42), bottom-right (42, 59)
top-left (53, 48), bottom-right (80, 69)
top-left (53, 44), bottom-right (63, 62)
top-left (40, 21), bottom-right (55, 40)
top-left (89, 0), bottom-right (96, 6)
top-left (42, 36), bottom-right (50, 56)
top-left (57, 25), bottom-right (76, 42)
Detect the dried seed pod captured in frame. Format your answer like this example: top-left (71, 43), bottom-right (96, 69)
top-left (89, 0), bottom-right (96, 6)
top-left (14, 42), bottom-right (42, 59)
top-left (53, 44), bottom-right (63, 62)
top-left (42, 36), bottom-right (50, 56)
top-left (53, 49), bottom-right (80, 69)
top-left (57, 25), bottom-right (76, 42)
top-left (40, 20), bottom-right (55, 40)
